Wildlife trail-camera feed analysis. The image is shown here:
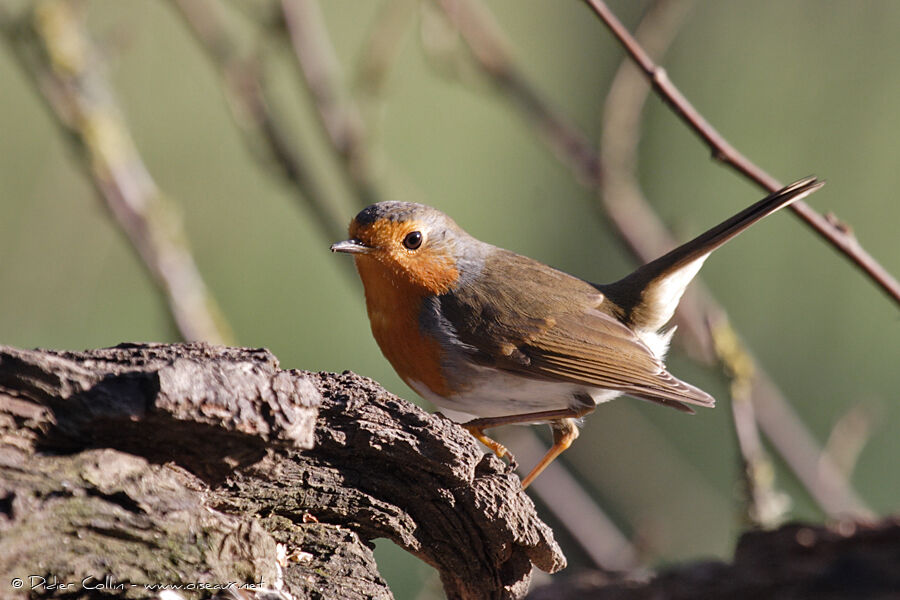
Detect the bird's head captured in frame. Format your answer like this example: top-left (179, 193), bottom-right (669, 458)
top-left (331, 202), bottom-right (481, 295)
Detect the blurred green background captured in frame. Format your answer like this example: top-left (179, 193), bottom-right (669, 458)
top-left (1, 0), bottom-right (898, 596)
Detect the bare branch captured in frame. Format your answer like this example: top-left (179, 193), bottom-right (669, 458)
top-left (712, 316), bottom-right (790, 527)
top-left (0, 0), bottom-right (233, 344)
top-left (434, 0), bottom-right (602, 186)
top-left (172, 0), bottom-right (350, 244)
top-left (356, 0), bottom-right (416, 99)
top-left (279, 0), bottom-right (381, 206)
top-left (582, 0), bottom-right (900, 306)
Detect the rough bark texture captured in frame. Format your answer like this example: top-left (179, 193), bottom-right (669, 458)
top-left (0, 343), bottom-right (565, 600)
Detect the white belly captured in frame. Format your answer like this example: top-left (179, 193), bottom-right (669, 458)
top-left (407, 363), bottom-right (622, 423)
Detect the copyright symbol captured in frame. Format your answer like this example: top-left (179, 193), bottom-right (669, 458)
top-left (11, 578), bottom-right (23, 588)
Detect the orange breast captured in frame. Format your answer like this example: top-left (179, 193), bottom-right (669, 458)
top-left (355, 258), bottom-right (452, 398)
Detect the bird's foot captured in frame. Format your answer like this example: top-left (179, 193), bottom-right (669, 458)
top-left (463, 424), bottom-right (518, 471)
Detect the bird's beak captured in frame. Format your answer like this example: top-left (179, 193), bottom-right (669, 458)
top-left (330, 238), bottom-right (373, 254)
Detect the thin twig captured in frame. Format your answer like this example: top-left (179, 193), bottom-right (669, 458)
top-left (712, 317), bottom-right (790, 527)
top-left (279, 0), bottom-right (381, 206)
top-left (599, 0), bottom-right (871, 520)
top-left (0, 0), bottom-right (233, 344)
top-left (172, 0), bottom-right (348, 244)
top-left (582, 0), bottom-right (900, 307)
top-left (435, 0), bottom-right (602, 186)
top-left (356, 0), bottom-right (415, 99)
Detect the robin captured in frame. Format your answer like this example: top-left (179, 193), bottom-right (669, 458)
top-left (331, 177), bottom-right (823, 488)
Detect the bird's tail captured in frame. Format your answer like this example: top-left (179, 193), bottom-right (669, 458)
top-left (600, 176), bottom-right (824, 332)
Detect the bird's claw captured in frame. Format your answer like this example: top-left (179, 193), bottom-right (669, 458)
top-left (463, 424), bottom-right (518, 471)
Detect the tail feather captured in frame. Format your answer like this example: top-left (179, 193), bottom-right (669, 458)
top-left (600, 177), bottom-right (824, 331)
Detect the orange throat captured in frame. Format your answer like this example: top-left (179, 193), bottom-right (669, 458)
top-left (354, 257), bottom-right (452, 398)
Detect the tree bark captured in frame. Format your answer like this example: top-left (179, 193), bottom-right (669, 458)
top-left (0, 343), bottom-right (565, 600)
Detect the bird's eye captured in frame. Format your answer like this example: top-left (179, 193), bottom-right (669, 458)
top-left (402, 231), bottom-right (423, 250)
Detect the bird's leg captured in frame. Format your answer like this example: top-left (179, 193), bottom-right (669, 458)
top-left (520, 418), bottom-right (579, 489)
top-left (461, 405), bottom-right (595, 488)
top-left (462, 408), bottom-right (576, 462)
top-left (463, 424), bottom-right (512, 460)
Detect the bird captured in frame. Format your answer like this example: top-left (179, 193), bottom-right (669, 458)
top-left (331, 177), bottom-right (823, 488)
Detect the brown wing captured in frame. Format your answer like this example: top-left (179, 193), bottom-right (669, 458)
top-left (439, 249), bottom-right (714, 412)
top-left (523, 311), bottom-right (714, 411)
